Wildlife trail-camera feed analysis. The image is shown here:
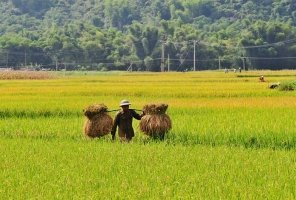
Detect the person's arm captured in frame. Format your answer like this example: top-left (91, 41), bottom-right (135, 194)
top-left (111, 112), bottom-right (120, 140)
top-left (131, 109), bottom-right (143, 120)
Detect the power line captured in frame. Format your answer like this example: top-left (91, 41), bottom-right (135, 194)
top-left (2, 37), bottom-right (296, 70)
top-left (1, 37), bottom-right (296, 55)
top-left (200, 38), bottom-right (296, 49)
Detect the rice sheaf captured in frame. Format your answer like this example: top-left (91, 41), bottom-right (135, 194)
top-left (140, 103), bottom-right (172, 136)
top-left (83, 103), bottom-right (113, 138)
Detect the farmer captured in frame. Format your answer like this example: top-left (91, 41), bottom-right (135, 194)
top-left (259, 75), bottom-right (265, 82)
top-left (111, 99), bottom-right (144, 142)
top-left (270, 82), bottom-right (281, 89)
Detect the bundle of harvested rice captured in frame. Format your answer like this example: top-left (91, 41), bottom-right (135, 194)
top-left (83, 103), bottom-right (108, 119)
top-left (83, 103), bottom-right (113, 138)
top-left (140, 103), bottom-right (172, 138)
top-left (142, 103), bottom-right (168, 115)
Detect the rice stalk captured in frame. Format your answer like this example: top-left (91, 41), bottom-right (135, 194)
top-left (142, 103), bottom-right (168, 115)
top-left (83, 103), bottom-right (108, 119)
top-left (140, 114), bottom-right (172, 136)
top-left (140, 103), bottom-right (172, 137)
top-left (83, 103), bottom-right (113, 138)
top-left (83, 114), bottom-right (113, 138)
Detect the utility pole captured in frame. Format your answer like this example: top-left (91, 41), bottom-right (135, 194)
top-left (6, 52), bottom-right (8, 68)
top-left (168, 54), bottom-right (170, 72)
top-left (160, 34), bottom-right (165, 72)
top-left (219, 56), bottom-right (221, 70)
top-left (25, 50), bottom-right (27, 69)
top-left (193, 40), bottom-right (196, 71)
top-left (127, 63), bottom-right (133, 72)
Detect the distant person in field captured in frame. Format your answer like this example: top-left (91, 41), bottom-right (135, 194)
top-left (270, 82), bottom-right (281, 89)
top-left (259, 75), bottom-right (265, 82)
top-left (111, 99), bottom-right (144, 142)
top-left (239, 67), bottom-right (241, 73)
top-left (234, 68), bottom-right (236, 73)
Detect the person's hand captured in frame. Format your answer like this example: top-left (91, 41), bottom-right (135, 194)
top-left (140, 111), bottom-right (145, 117)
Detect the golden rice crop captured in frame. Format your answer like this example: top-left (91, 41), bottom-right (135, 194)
top-left (142, 103), bottom-right (168, 115)
top-left (140, 103), bottom-right (172, 138)
top-left (83, 103), bottom-right (109, 119)
top-left (0, 71), bottom-right (56, 79)
top-left (83, 103), bottom-right (113, 138)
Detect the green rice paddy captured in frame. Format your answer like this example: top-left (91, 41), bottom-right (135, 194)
top-left (0, 70), bottom-right (296, 199)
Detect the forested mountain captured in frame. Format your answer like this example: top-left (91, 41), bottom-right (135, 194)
top-left (0, 0), bottom-right (296, 71)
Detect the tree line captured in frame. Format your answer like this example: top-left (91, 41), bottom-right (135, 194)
top-left (0, 0), bottom-right (296, 71)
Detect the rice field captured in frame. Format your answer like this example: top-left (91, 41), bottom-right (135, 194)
top-left (0, 70), bottom-right (296, 199)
